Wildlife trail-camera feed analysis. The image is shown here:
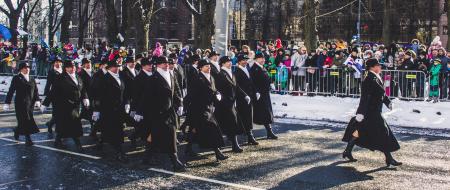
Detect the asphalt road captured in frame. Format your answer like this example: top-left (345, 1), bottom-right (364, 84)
top-left (0, 105), bottom-right (449, 190)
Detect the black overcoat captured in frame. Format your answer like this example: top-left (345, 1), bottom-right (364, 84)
top-left (95, 72), bottom-right (129, 145)
top-left (249, 64), bottom-right (274, 125)
top-left (5, 74), bottom-right (40, 135)
top-left (137, 71), bottom-right (181, 153)
top-left (45, 72), bottom-right (87, 138)
top-left (190, 73), bottom-right (225, 149)
top-left (234, 67), bottom-right (256, 131)
top-left (342, 71), bottom-right (400, 152)
top-left (214, 69), bottom-right (246, 136)
top-left (78, 69), bottom-right (93, 120)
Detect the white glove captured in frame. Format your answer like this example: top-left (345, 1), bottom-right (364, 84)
top-left (3, 104), bottom-right (10, 111)
top-left (92, 112), bottom-right (100, 121)
top-left (134, 114), bottom-right (143, 122)
top-left (83, 99), bottom-right (90, 107)
top-left (34, 101), bottom-right (41, 108)
top-left (355, 114), bottom-right (364, 122)
top-left (256, 93), bottom-right (261, 100)
top-left (216, 93), bottom-right (222, 101)
top-left (177, 107), bottom-right (183, 116)
top-left (125, 104), bottom-right (130, 114)
top-left (130, 111), bottom-right (136, 118)
top-left (245, 96), bottom-right (251, 104)
top-left (270, 83), bottom-right (276, 90)
top-left (40, 105), bottom-right (46, 113)
top-left (388, 103), bottom-right (393, 111)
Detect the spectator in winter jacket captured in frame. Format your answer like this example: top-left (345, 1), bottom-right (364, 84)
top-left (291, 46), bottom-right (308, 92)
top-left (429, 58), bottom-right (442, 102)
top-left (437, 48), bottom-right (448, 99)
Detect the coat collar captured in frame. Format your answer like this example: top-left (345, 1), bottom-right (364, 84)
top-left (63, 72), bottom-right (81, 89)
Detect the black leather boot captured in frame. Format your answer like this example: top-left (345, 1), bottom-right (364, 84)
top-left (73, 138), bottom-right (84, 152)
top-left (230, 135), bottom-right (243, 153)
top-left (264, 124), bottom-right (278, 139)
top-left (25, 135), bottom-right (33, 146)
top-left (214, 148), bottom-right (229, 162)
top-left (343, 137), bottom-right (357, 162)
top-left (54, 136), bottom-right (64, 148)
top-left (170, 153), bottom-right (186, 172)
top-left (384, 152), bottom-right (402, 167)
top-left (247, 131), bottom-right (259, 145)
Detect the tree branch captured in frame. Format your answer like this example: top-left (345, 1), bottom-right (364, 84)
top-left (25, 0), bottom-right (41, 21)
top-left (184, 0), bottom-right (201, 16)
top-left (0, 6), bottom-right (11, 17)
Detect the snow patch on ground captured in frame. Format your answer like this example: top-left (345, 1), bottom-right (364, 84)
top-left (271, 94), bottom-right (450, 130)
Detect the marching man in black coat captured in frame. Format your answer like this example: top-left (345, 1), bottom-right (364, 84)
top-left (190, 60), bottom-right (228, 162)
top-left (209, 51), bottom-right (221, 79)
top-left (4, 62), bottom-right (41, 146)
top-left (250, 53), bottom-right (278, 139)
top-left (129, 58), bottom-right (153, 148)
top-left (92, 58), bottom-right (130, 162)
top-left (43, 57), bottom-right (63, 137)
top-left (234, 55), bottom-right (259, 145)
top-left (120, 56), bottom-right (138, 147)
top-left (43, 60), bottom-right (89, 151)
top-left (134, 56), bottom-right (187, 172)
top-left (89, 58), bottom-right (108, 140)
top-left (342, 59), bottom-right (402, 167)
top-left (215, 56), bottom-right (250, 153)
top-left (79, 58), bottom-right (94, 134)
top-left (182, 54), bottom-right (201, 156)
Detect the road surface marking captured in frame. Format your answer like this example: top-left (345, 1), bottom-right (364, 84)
top-left (0, 179), bottom-right (33, 186)
top-left (0, 137), bottom-right (101, 160)
top-left (148, 168), bottom-right (265, 190)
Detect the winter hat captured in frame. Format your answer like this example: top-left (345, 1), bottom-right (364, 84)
top-left (18, 62), bottom-right (30, 70)
top-left (365, 58), bottom-right (380, 68)
top-left (197, 59), bottom-right (209, 69)
top-left (152, 42), bottom-right (163, 57)
top-left (219, 56), bottom-right (232, 65)
top-left (63, 60), bottom-right (76, 68)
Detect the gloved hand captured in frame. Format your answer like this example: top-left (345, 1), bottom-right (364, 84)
top-left (130, 111), bottom-right (136, 118)
top-left (355, 114), bottom-right (364, 122)
top-left (216, 93), bottom-right (222, 101)
top-left (83, 99), bottom-right (90, 107)
top-left (256, 93), bottom-right (261, 100)
top-left (245, 96), bottom-right (251, 104)
top-left (34, 101), bottom-right (41, 108)
top-left (270, 83), bottom-right (276, 90)
top-left (125, 104), bottom-right (130, 114)
top-left (177, 107), bottom-right (183, 116)
top-left (3, 104), bottom-right (10, 111)
top-left (388, 103), bottom-right (393, 111)
top-left (40, 105), bottom-right (46, 113)
top-left (134, 114), bottom-right (143, 122)
top-left (92, 112), bottom-right (100, 121)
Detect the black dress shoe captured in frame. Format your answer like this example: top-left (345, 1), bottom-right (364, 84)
top-left (343, 151), bottom-right (357, 162)
top-left (215, 153), bottom-right (229, 161)
top-left (116, 154), bottom-right (129, 163)
top-left (232, 146), bottom-right (244, 153)
top-left (173, 161), bottom-right (187, 172)
top-left (247, 137), bottom-right (259, 145)
top-left (267, 133), bottom-right (278, 140)
top-left (25, 140), bottom-right (34, 146)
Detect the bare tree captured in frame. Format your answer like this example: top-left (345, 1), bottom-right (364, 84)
top-left (47, 0), bottom-right (64, 47)
top-left (184, 0), bottom-right (216, 49)
top-left (77, 0), bottom-right (100, 47)
top-left (382, 0), bottom-right (392, 45)
top-left (60, 0), bottom-right (73, 43)
top-left (131, 0), bottom-right (156, 53)
top-left (303, 0), bottom-right (319, 50)
top-left (104, 0), bottom-right (120, 45)
top-left (0, 0), bottom-right (28, 46)
top-left (20, 0), bottom-right (41, 58)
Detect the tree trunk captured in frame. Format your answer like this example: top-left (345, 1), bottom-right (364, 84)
top-left (303, 0), bottom-right (317, 51)
top-left (60, 0), bottom-right (73, 43)
top-left (193, 0), bottom-right (216, 49)
top-left (104, 0), bottom-right (119, 45)
top-left (382, 0), bottom-right (391, 45)
top-left (447, 0), bottom-right (450, 50)
top-left (8, 12), bottom-right (20, 46)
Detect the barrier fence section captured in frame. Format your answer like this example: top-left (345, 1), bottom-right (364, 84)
top-left (272, 67), bottom-right (430, 101)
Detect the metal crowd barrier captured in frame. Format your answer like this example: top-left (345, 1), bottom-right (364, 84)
top-left (272, 67), bottom-right (430, 101)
